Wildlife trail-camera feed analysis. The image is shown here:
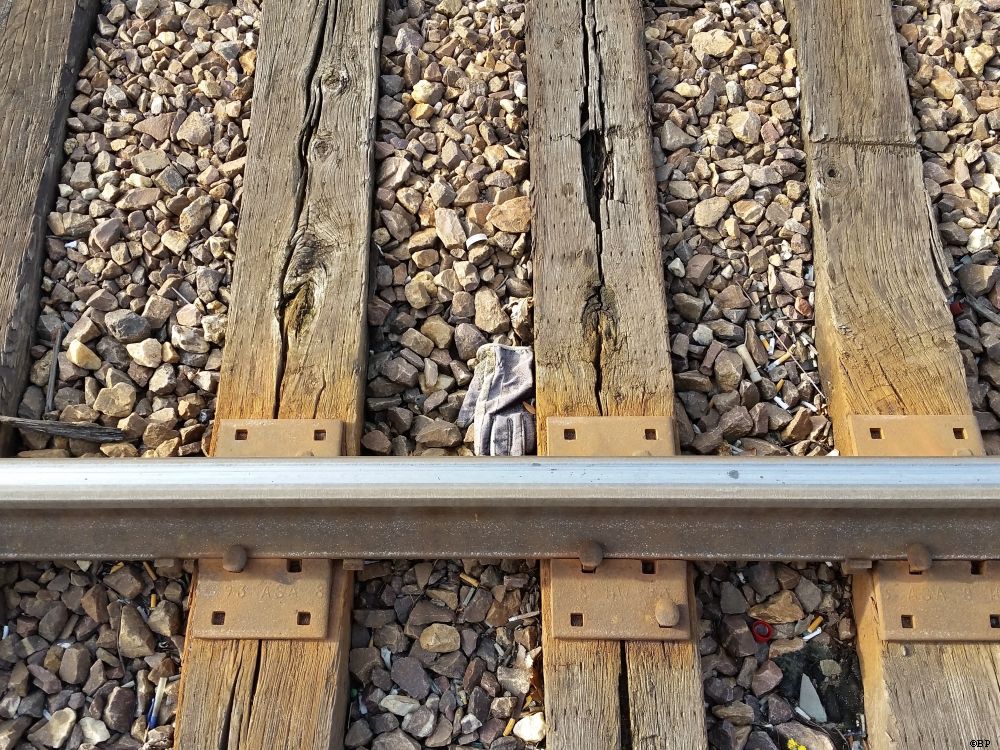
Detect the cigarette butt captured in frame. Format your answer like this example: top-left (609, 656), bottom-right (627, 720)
top-left (460, 573), bottom-right (480, 587)
top-left (504, 718), bottom-right (516, 736)
top-left (110, 562), bottom-right (124, 573)
top-left (147, 676), bottom-right (167, 732)
top-left (735, 344), bottom-right (762, 383)
top-left (775, 378), bottom-right (785, 391)
top-left (143, 561), bottom-right (157, 580)
top-left (150, 593), bottom-right (158, 609)
top-left (807, 615), bottom-right (823, 631)
top-left (466, 233), bottom-right (488, 249)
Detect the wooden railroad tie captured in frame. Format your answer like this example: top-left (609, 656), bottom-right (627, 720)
top-left (527, 0), bottom-right (706, 738)
top-left (787, 0), bottom-right (1000, 745)
top-left (173, 0), bottom-right (382, 744)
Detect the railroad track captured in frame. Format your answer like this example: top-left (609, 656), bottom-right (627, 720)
top-left (1, 0), bottom-right (999, 749)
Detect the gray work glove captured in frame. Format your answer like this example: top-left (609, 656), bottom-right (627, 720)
top-left (458, 344), bottom-right (536, 456)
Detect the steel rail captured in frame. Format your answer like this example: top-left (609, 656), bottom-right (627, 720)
top-left (1, 457), bottom-right (998, 561)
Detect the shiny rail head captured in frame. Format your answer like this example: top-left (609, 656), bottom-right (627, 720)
top-left (1, 457), bottom-right (999, 562)
top-left (1, 456), bottom-right (999, 503)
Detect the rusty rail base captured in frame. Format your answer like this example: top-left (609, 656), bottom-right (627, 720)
top-left (1, 457), bottom-right (998, 561)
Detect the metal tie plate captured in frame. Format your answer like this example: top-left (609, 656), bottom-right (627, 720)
top-left (847, 414), bottom-right (984, 456)
top-left (214, 418), bottom-right (345, 457)
top-left (545, 415), bottom-right (688, 641)
top-left (192, 558), bottom-right (332, 639)
top-left (874, 560), bottom-right (1000, 642)
top-left (549, 558), bottom-right (692, 641)
top-left (546, 416), bottom-right (677, 457)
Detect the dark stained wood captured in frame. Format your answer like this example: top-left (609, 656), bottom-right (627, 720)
top-left (0, 414), bottom-right (125, 443)
top-left (788, 0), bottom-right (999, 744)
top-left (0, 0), bottom-right (98, 455)
top-left (528, 0), bottom-right (704, 745)
top-left (176, 0), bottom-right (381, 746)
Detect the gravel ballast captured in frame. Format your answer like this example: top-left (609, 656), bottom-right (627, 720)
top-left (348, 560), bottom-right (543, 750)
top-left (645, 0), bottom-right (833, 457)
top-left (16, 0), bottom-right (259, 459)
top-left (363, 0), bottom-right (532, 457)
top-left (0, 560), bottom-right (190, 750)
top-left (696, 561), bottom-right (862, 750)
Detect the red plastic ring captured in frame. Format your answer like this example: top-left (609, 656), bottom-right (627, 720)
top-left (751, 619), bottom-right (773, 643)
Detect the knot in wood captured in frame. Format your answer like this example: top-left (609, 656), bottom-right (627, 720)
top-left (323, 67), bottom-right (350, 97)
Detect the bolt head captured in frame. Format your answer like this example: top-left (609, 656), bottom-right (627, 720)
top-left (655, 598), bottom-right (680, 628)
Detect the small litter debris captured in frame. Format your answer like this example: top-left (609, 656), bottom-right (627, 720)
top-left (751, 619), bottom-right (774, 642)
top-left (798, 674), bottom-right (829, 722)
top-left (146, 676), bottom-right (168, 731)
top-left (0, 414), bottom-right (127, 443)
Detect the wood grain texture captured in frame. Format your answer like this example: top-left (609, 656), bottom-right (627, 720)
top-left (211, 0), bottom-right (382, 453)
top-left (178, 0), bottom-right (379, 745)
top-left (176, 562), bottom-right (353, 750)
top-left (0, 0), bottom-right (97, 454)
top-left (787, 0), bottom-right (972, 445)
top-left (808, 142), bottom-right (971, 438)
top-left (788, 1), bottom-right (998, 744)
top-left (789, 0), bottom-right (914, 145)
top-left (540, 561), bottom-right (622, 750)
top-left (625, 573), bottom-right (706, 750)
top-left (529, 0), bottom-right (702, 744)
top-left (527, 0), bottom-right (673, 451)
top-left (854, 571), bottom-right (1000, 750)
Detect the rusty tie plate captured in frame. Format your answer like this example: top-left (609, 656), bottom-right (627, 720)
top-left (191, 558), bottom-right (332, 639)
top-left (548, 558), bottom-right (692, 640)
top-left (214, 418), bottom-right (345, 457)
top-left (846, 414), bottom-right (984, 456)
top-left (546, 415), bottom-right (677, 456)
top-left (545, 416), bottom-right (689, 640)
top-left (874, 560), bottom-right (1000, 642)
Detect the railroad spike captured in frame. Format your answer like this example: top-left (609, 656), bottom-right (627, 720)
top-left (222, 545), bottom-right (248, 573)
top-left (842, 558), bottom-right (873, 575)
top-left (905, 542), bottom-right (932, 574)
top-left (578, 540), bottom-right (604, 573)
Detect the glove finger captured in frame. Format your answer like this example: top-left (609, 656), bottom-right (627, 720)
top-left (457, 365), bottom-right (487, 428)
top-left (490, 414), bottom-right (514, 456)
top-left (523, 411), bottom-right (537, 454)
top-left (474, 413), bottom-right (493, 456)
top-left (508, 412), bottom-right (525, 457)
top-left (488, 347), bottom-right (534, 412)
